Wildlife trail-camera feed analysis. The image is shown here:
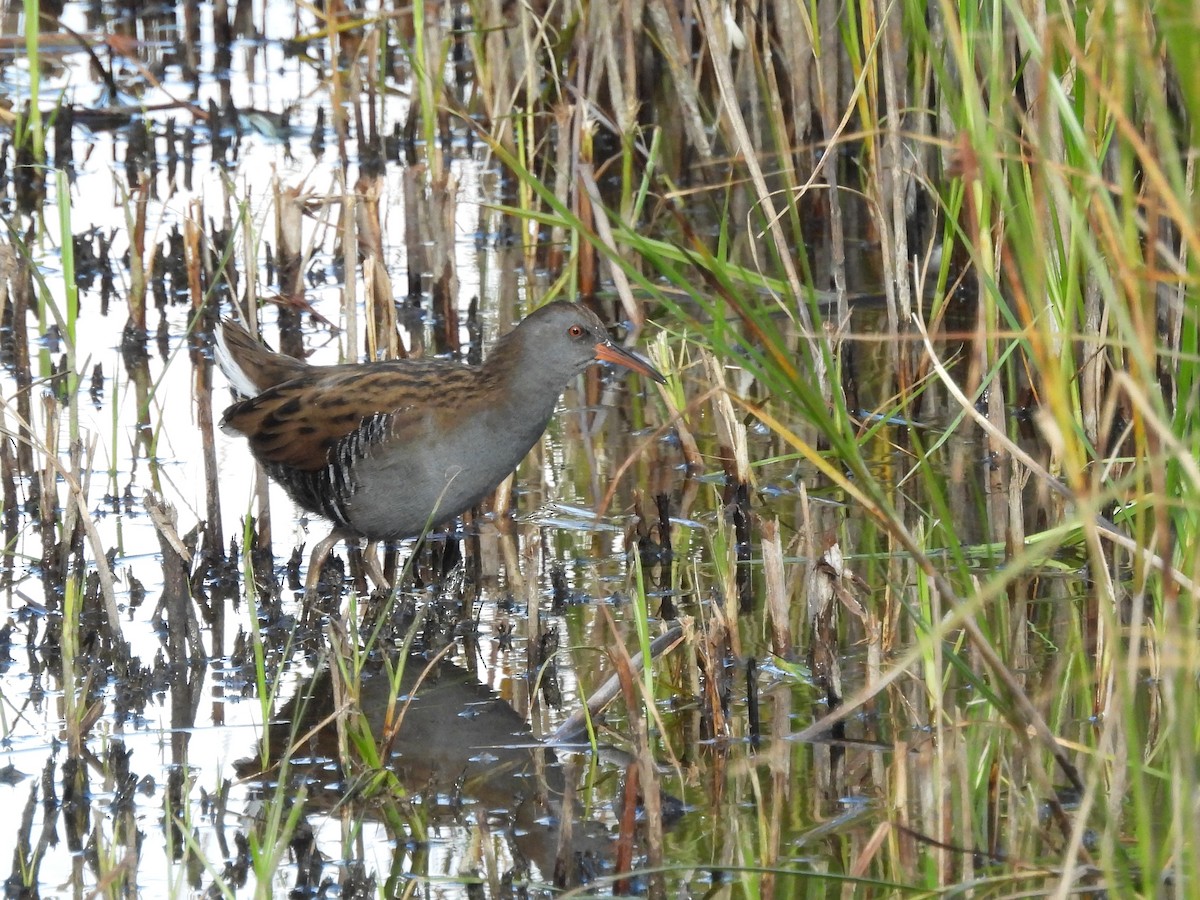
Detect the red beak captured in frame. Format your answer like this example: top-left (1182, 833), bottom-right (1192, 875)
top-left (593, 342), bottom-right (666, 383)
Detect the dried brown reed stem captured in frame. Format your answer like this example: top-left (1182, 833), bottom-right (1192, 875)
top-left (804, 538), bottom-right (844, 705)
top-left (320, 173), bottom-right (355, 362)
top-left (547, 101), bottom-right (571, 278)
top-left (273, 179), bottom-right (306, 345)
top-left (0, 245), bottom-right (17, 579)
top-left (612, 756), bottom-right (638, 893)
top-left (355, 172), bottom-right (400, 359)
top-left (401, 164), bottom-right (427, 306)
top-left (184, 199), bottom-right (204, 311)
top-left (0, 240), bottom-right (10, 330)
top-left (0, 410), bottom-right (17, 580)
top-left (761, 519), bottom-right (790, 657)
top-left (429, 181), bottom-right (459, 353)
top-left (518, 528), bottom-right (541, 678)
top-left (7, 257), bottom-right (35, 478)
top-left (703, 353), bottom-right (749, 484)
top-left (193, 310), bottom-right (230, 563)
top-left (575, 130), bottom-right (598, 301)
top-left (125, 174), bottom-right (151, 338)
top-left (360, 28), bottom-right (380, 156)
top-left (698, 589), bottom-right (732, 736)
top-left (37, 395), bottom-right (61, 576)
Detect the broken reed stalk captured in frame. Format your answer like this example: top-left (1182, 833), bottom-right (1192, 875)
top-left (400, 163), bottom-right (427, 308)
top-left (195, 326), bottom-right (223, 560)
top-left (761, 518), bottom-right (790, 658)
top-left (356, 170), bottom-right (400, 359)
top-left (430, 179), bottom-right (459, 354)
top-left (575, 121), bottom-right (597, 300)
top-left (124, 173), bottom-right (151, 339)
top-left (547, 100), bottom-right (571, 279)
top-left (185, 199), bottom-right (204, 312)
top-left (273, 178), bottom-right (305, 351)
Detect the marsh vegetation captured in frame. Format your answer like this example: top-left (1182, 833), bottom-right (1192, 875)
top-left (0, 0), bottom-right (1197, 896)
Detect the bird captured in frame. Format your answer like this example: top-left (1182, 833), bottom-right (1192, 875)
top-left (214, 301), bottom-right (666, 592)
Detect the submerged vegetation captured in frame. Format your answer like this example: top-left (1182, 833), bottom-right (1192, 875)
top-left (0, 0), bottom-right (1197, 895)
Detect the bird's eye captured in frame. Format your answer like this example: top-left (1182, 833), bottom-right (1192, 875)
top-left (568, 324), bottom-right (585, 338)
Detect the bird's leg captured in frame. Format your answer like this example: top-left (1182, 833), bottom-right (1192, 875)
top-left (381, 542), bottom-right (400, 587)
top-left (362, 541), bottom-right (391, 592)
top-left (304, 529), bottom-right (345, 601)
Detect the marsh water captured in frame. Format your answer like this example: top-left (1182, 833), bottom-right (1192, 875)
top-left (0, 2), bottom-right (1081, 897)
